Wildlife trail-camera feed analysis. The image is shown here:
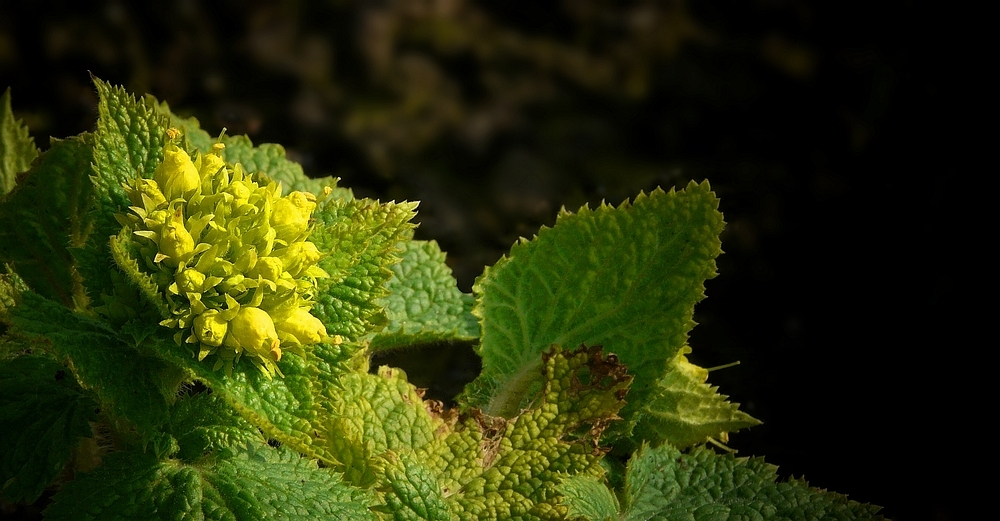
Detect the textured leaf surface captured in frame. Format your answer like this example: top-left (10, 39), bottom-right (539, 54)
top-left (631, 347), bottom-right (759, 450)
top-left (311, 197), bottom-right (417, 339)
top-left (381, 451), bottom-right (453, 521)
top-left (430, 345), bottom-right (631, 520)
top-left (0, 88), bottom-right (38, 195)
top-left (556, 476), bottom-right (619, 521)
top-left (0, 136), bottom-right (93, 306)
top-left (169, 391), bottom-right (266, 462)
top-left (466, 182), bottom-right (725, 433)
top-left (0, 355), bottom-right (98, 503)
top-left (146, 333), bottom-right (334, 463)
top-left (621, 444), bottom-right (885, 521)
top-left (373, 240), bottom-right (479, 351)
top-left (322, 366), bottom-right (442, 486)
top-left (77, 78), bottom-right (168, 303)
top-left (44, 446), bottom-right (377, 521)
top-left (8, 293), bottom-right (173, 442)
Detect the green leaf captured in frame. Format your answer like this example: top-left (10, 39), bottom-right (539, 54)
top-left (0, 355), bottom-right (98, 503)
top-left (556, 476), bottom-right (619, 521)
top-left (77, 77), bottom-right (168, 304)
top-left (0, 88), bottom-right (38, 196)
top-left (7, 292), bottom-right (174, 443)
top-left (321, 366), bottom-right (444, 486)
top-left (424, 345), bottom-right (631, 520)
top-left (372, 240), bottom-right (479, 351)
top-left (631, 346), bottom-right (759, 450)
top-left (380, 451), bottom-right (453, 521)
top-left (0, 267), bottom-right (28, 315)
top-left (0, 136), bottom-right (93, 306)
top-left (169, 391), bottom-right (266, 462)
top-left (310, 197), bottom-right (417, 340)
top-left (465, 182), bottom-right (725, 436)
top-left (145, 332), bottom-right (332, 461)
top-left (621, 444), bottom-right (885, 521)
top-left (44, 446), bottom-right (377, 521)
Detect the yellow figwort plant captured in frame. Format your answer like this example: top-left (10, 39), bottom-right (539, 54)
top-left (0, 81), bottom-right (885, 520)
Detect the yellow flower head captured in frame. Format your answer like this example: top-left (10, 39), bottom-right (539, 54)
top-left (120, 129), bottom-right (329, 377)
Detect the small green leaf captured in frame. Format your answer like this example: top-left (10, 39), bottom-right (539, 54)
top-left (0, 88), bottom-right (38, 196)
top-left (621, 444), bottom-right (886, 521)
top-left (0, 136), bottom-right (93, 306)
top-left (465, 181), bottom-right (725, 440)
top-left (8, 293), bottom-right (173, 442)
top-left (44, 446), bottom-right (377, 521)
top-left (631, 346), bottom-right (759, 450)
top-left (557, 476), bottom-right (619, 521)
top-left (373, 240), bottom-right (479, 351)
top-left (0, 355), bottom-right (98, 503)
top-left (311, 197), bottom-right (417, 340)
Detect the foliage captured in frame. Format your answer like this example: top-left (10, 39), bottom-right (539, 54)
top-left (0, 80), bottom-right (883, 520)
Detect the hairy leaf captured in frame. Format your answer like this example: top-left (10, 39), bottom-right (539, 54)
top-left (169, 391), bottom-right (266, 462)
top-left (76, 77), bottom-right (168, 304)
top-left (373, 240), bottom-right (479, 351)
top-left (7, 293), bottom-right (173, 443)
top-left (556, 475), bottom-right (619, 521)
top-left (631, 346), bottom-right (759, 450)
top-left (380, 451), bottom-right (453, 521)
top-left (0, 88), bottom-right (38, 196)
top-left (621, 444), bottom-right (885, 521)
top-left (44, 446), bottom-right (377, 521)
top-left (311, 197), bottom-right (417, 340)
top-left (466, 182), bottom-right (725, 437)
top-left (0, 136), bottom-right (93, 306)
top-left (0, 355), bottom-right (98, 503)
top-left (322, 365), bottom-right (443, 486)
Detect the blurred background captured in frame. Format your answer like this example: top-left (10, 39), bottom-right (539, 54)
top-left (0, 1), bottom-right (964, 519)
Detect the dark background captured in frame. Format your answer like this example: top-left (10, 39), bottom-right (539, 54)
top-left (0, 1), bottom-right (966, 520)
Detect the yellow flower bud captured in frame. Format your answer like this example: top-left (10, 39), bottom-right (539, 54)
top-left (227, 306), bottom-right (281, 360)
top-left (158, 206), bottom-right (194, 265)
top-left (275, 307), bottom-right (327, 345)
top-left (193, 310), bottom-right (228, 347)
top-left (175, 268), bottom-right (206, 294)
top-left (154, 142), bottom-right (200, 201)
top-left (248, 256), bottom-right (284, 282)
top-left (271, 191), bottom-right (316, 241)
top-left (198, 151), bottom-right (226, 180)
top-left (275, 242), bottom-right (322, 277)
top-left (129, 178), bottom-right (167, 209)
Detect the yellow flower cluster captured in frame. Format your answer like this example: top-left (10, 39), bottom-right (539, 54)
top-left (120, 129), bottom-right (328, 377)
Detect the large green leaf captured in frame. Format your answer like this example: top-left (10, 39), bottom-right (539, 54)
top-left (0, 136), bottom-right (93, 306)
top-left (372, 239), bottom-right (479, 352)
top-left (0, 355), bottom-right (98, 503)
top-left (44, 446), bottom-right (377, 521)
top-left (7, 293), bottom-right (175, 443)
top-left (0, 87), bottom-right (38, 196)
top-left (556, 475), bottom-right (619, 521)
top-left (310, 197), bottom-right (417, 340)
top-left (465, 182), bottom-right (725, 435)
top-left (630, 346), bottom-right (759, 450)
top-left (619, 444), bottom-right (885, 520)
top-left (76, 77), bottom-right (168, 303)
